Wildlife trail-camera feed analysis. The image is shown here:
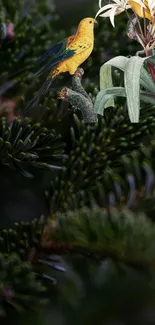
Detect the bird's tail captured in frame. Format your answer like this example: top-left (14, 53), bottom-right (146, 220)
top-left (23, 76), bottom-right (54, 116)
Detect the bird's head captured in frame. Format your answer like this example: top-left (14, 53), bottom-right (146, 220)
top-left (77, 18), bottom-right (98, 33)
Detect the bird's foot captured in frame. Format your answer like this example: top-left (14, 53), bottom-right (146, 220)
top-left (59, 87), bottom-right (68, 100)
top-left (74, 68), bottom-right (84, 79)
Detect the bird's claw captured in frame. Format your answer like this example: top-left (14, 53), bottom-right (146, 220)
top-left (59, 87), bottom-right (68, 100)
top-left (74, 68), bottom-right (84, 79)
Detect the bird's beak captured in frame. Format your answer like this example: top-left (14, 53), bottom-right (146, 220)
top-left (94, 19), bottom-right (98, 25)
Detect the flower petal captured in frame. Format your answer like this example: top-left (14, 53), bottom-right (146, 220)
top-left (128, 0), bottom-right (151, 19)
top-left (113, 0), bottom-right (123, 5)
top-left (99, 0), bottom-right (102, 8)
top-left (111, 0), bottom-right (129, 7)
top-left (148, 0), bottom-right (155, 15)
top-left (109, 6), bottom-right (120, 26)
top-left (148, 0), bottom-right (155, 9)
top-left (99, 8), bottom-right (117, 17)
top-left (130, 0), bottom-right (147, 8)
top-left (96, 0), bottom-right (132, 20)
top-left (95, 4), bottom-right (117, 18)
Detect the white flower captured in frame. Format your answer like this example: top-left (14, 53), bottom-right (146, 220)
top-left (148, 0), bottom-right (155, 16)
top-left (96, 0), bottom-right (146, 27)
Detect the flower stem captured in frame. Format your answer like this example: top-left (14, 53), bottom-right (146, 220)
top-left (143, 9), bottom-right (147, 38)
top-left (145, 50), bottom-right (155, 83)
top-left (132, 10), bottom-right (145, 41)
top-left (148, 62), bottom-right (155, 82)
top-left (125, 10), bottom-right (145, 48)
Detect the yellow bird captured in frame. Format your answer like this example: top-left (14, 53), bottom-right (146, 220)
top-left (25, 17), bottom-right (97, 111)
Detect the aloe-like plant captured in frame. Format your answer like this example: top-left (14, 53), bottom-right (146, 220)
top-left (95, 2), bottom-right (155, 123)
top-left (94, 54), bottom-right (155, 123)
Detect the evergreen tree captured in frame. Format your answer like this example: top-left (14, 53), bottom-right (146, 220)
top-left (1, 1), bottom-right (155, 325)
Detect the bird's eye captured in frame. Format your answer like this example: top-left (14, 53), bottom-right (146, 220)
top-left (89, 20), bottom-right (92, 24)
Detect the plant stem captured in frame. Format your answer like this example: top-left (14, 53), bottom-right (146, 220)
top-left (145, 50), bottom-right (155, 83)
top-left (148, 62), bottom-right (155, 82)
top-left (125, 10), bottom-right (145, 47)
top-left (133, 11), bottom-right (145, 40)
top-left (143, 9), bottom-right (147, 38)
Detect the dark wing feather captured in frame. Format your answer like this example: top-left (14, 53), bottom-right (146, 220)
top-left (36, 38), bottom-right (68, 65)
top-left (23, 77), bottom-right (54, 114)
top-left (36, 35), bottom-right (75, 66)
top-left (35, 48), bottom-right (76, 77)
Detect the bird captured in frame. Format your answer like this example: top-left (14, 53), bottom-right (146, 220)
top-left (24, 17), bottom-right (97, 112)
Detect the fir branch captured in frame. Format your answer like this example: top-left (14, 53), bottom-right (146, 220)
top-left (0, 117), bottom-right (65, 176)
top-left (0, 216), bottom-right (45, 259)
top-left (42, 206), bottom-right (155, 271)
top-left (49, 107), bottom-right (155, 213)
top-left (0, 253), bottom-right (46, 317)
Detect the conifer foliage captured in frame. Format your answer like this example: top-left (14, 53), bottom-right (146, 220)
top-left (1, 1), bottom-right (155, 325)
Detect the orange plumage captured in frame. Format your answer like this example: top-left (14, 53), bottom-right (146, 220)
top-left (51, 17), bottom-right (97, 77)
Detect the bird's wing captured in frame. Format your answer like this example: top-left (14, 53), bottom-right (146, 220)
top-left (35, 35), bottom-right (76, 77)
top-left (66, 35), bottom-right (75, 47)
top-left (67, 37), bottom-right (93, 54)
top-left (36, 42), bottom-right (64, 65)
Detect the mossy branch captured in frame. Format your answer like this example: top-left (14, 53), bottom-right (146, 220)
top-left (72, 68), bottom-right (92, 102)
top-left (59, 68), bottom-right (97, 123)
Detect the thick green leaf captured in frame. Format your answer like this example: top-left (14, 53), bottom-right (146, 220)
top-left (148, 54), bottom-right (155, 65)
top-left (99, 56), bottom-right (129, 108)
top-left (100, 65), bottom-right (114, 108)
top-left (124, 56), bottom-right (149, 123)
top-left (96, 55), bottom-right (155, 121)
top-left (94, 87), bottom-right (126, 115)
top-left (103, 56), bottom-right (129, 71)
top-left (140, 90), bottom-right (155, 105)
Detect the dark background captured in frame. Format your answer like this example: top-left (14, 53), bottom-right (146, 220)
top-left (55, 0), bottom-right (96, 26)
